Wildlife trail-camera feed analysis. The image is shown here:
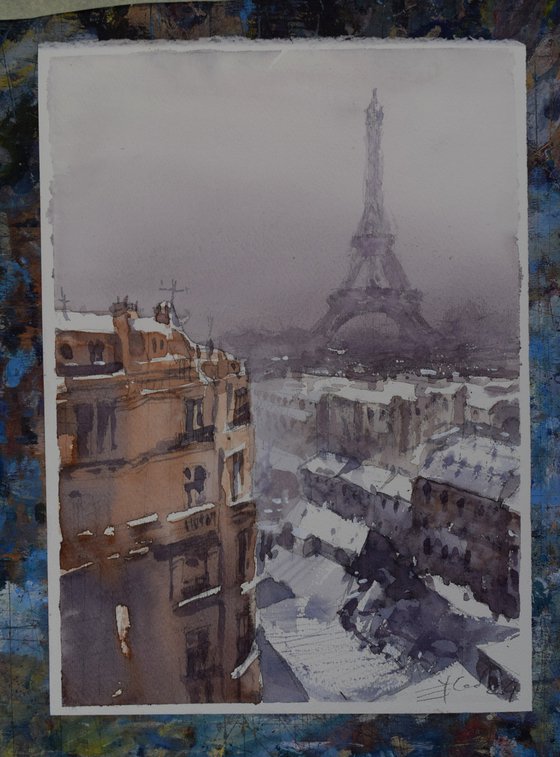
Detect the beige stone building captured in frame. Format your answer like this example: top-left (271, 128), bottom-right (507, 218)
top-left (55, 299), bottom-right (260, 705)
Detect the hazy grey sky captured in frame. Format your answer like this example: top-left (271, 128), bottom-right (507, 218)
top-left (45, 41), bottom-right (524, 343)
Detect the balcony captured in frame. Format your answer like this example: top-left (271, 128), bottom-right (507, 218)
top-left (232, 405), bottom-right (251, 428)
top-left (182, 425), bottom-right (215, 445)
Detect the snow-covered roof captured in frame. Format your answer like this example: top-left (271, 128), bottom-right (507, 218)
top-left (466, 382), bottom-right (519, 412)
top-left (55, 310), bottom-right (114, 334)
top-left (261, 545), bottom-right (356, 617)
top-left (503, 484), bottom-right (523, 515)
top-left (331, 380), bottom-right (417, 406)
top-left (420, 435), bottom-right (520, 501)
top-left (260, 597), bottom-right (409, 701)
top-left (338, 463), bottom-right (391, 493)
top-left (381, 473), bottom-right (413, 501)
top-left (130, 317), bottom-right (173, 337)
top-left (323, 461), bottom-right (413, 503)
top-left (268, 447), bottom-right (303, 474)
top-left (291, 500), bottom-right (369, 554)
top-left (477, 635), bottom-right (521, 674)
top-left (424, 382), bottom-right (463, 397)
top-left (302, 452), bottom-right (352, 478)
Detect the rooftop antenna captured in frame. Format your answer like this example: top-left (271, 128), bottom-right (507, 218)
top-left (58, 287), bottom-right (70, 321)
top-left (159, 278), bottom-right (187, 306)
top-left (207, 315), bottom-right (214, 356)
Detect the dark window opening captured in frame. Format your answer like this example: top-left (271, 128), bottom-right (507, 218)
top-left (237, 529), bottom-right (249, 579)
top-left (96, 402), bottom-right (117, 453)
top-left (231, 451), bottom-right (244, 501)
top-left (423, 537), bottom-right (432, 555)
top-left (184, 398), bottom-right (214, 444)
top-left (236, 609), bottom-right (253, 667)
top-left (186, 627), bottom-right (210, 680)
top-left (422, 480), bottom-right (432, 499)
top-left (87, 339), bottom-right (105, 364)
top-left (233, 387), bottom-right (250, 427)
top-left (60, 343), bottom-right (73, 360)
top-left (74, 403), bottom-right (94, 458)
top-left (184, 465), bottom-right (207, 506)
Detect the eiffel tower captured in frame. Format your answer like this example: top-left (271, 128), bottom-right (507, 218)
top-left (313, 90), bottom-right (436, 352)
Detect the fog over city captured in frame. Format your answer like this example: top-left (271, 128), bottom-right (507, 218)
top-left (48, 43), bottom-right (522, 345)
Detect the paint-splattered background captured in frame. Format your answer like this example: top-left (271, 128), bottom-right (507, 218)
top-left (0, 2), bottom-right (558, 754)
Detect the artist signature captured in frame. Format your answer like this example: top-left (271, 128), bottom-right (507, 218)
top-left (415, 674), bottom-right (517, 704)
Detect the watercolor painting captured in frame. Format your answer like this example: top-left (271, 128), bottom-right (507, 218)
top-left (4, 0), bottom-right (560, 752)
top-left (39, 40), bottom-right (530, 713)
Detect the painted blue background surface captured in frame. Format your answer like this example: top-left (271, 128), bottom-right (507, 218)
top-left (0, 2), bottom-right (559, 754)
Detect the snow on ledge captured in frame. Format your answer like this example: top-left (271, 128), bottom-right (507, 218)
top-left (177, 585), bottom-right (221, 608)
top-left (231, 642), bottom-right (259, 679)
top-left (166, 503), bottom-right (215, 522)
top-left (126, 513), bottom-right (158, 528)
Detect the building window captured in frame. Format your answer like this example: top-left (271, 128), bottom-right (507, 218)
top-left (237, 529), bottom-right (250, 580)
top-left (172, 546), bottom-right (219, 604)
top-left (96, 402), bottom-right (117, 453)
top-left (184, 398), bottom-right (214, 443)
top-left (423, 537), bottom-right (432, 555)
top-left (457, 497), bottom-right (465, 511)
top-left (230, 451), bottom-right (244, 501)
top-left (160, 339), bottom-right (165, 350)
top-left (236, 608), bottom-right (253, 667)
top-left (186, 627), bottom-right (210, 680)
top-left (59, 343), bottom-right (73, 360)
top-left (422, 480), bottom-right (432, 499)
top-left (232, 387), bottom-right (250, 426)
top-left (184, 465), bottom-right (207, 506)
top-left (74, 403), bottom-right (94, 457)
top-left (152, 337), bottom-right (157, 353)
top-left (87, 339), bottom-right (105, 364)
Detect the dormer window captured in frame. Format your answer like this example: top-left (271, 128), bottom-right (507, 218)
top-left (60, 343), bottom-right (73, 360)
top-left (87, 339), bottom-right (104, 364)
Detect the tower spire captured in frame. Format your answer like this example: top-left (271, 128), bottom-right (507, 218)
top-left (312, 90), bottom-right (436, 353)
top-left (357, 89), bottom-right (387, 238)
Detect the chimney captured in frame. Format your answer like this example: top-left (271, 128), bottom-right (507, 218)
top-left (154, 301), bottom-right (171, 325)
top-left (110, 296), bottom-right (132, 371)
